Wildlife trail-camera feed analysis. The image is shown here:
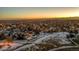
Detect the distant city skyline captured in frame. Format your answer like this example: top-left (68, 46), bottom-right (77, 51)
top-left (1, 7), bottom-right (79, 20)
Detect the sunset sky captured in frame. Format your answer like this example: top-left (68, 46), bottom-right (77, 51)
top-left (1, 7), bottom-right (79, 19)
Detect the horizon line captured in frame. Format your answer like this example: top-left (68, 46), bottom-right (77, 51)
top-left (1, 16), bottom-right (79, 20)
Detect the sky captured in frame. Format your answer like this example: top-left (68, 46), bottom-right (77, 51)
top-left (1, 7), bottom-right (79, 19)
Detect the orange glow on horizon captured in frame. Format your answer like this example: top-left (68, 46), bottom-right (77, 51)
top-left (1, 7), bottom-right (79, 20)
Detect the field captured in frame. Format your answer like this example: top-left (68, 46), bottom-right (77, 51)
top-left (0, 17), bottom-right (79, 51)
